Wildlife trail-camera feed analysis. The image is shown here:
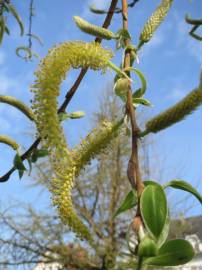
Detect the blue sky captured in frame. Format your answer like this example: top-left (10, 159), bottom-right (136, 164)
top-left (0, 0), bottom-right (202, 217)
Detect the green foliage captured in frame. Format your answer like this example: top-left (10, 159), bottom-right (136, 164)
top-left (13, 153), bottom-right (26, 179)
top-left (113, 189), bottom-right (137, 218)
top-left (164, 179), bottom-right (202, 204)
top-left (144, 239), bottom-right (195, 266)
top-left (140, 184), bottom-right (167, 239)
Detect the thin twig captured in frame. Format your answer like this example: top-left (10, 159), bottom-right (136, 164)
top-left (0, 0), bottom-right (119, 182)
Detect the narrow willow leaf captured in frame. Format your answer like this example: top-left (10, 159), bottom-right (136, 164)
top-left (26, 157), bottom-right (32, 176)
top-left (114, 190), bottom-right (137, 218)
top-left (126, 67), bottom-right (147, 97)
top-left (0, 16), bottom-right (5, 45)
top-left (164, 180), bottom-right (202, 204)
top-left (31, 148), bottom-right (49, 163)
top-left (140, 185), bottom-right (167, 239)
top-left (14, 154), bottom-right (26, 179)
top-left (73, 16), bottom-right (117, 40)
top-left (27, 33), bottom-right (43, 46)
top-left (14, 154), bottom-right (26, 171)
top-left (144, 239), bottom-right (195, 266)
top-left (7, 3), bottom-right (24, 35)
top-left (16, 46), bottom-right (32, 60)
top-left (133, 98), bottom-right (152, 107)
top-left (89, 5), bottom-right (106, 14)
top-left (5, 25), bottom-right (10, 35)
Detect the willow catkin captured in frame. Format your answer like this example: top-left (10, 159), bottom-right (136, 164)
top-left (73, 16), bottom-right (117, 40)
top-left (0, 95), bottom-right (35, 121)
top-left (50, 119), bottom-right (122, 241)
top-left (145, 82), bottom-right (202, 134)
top-left (31, 41), bottom-right (113, 242)
top-left (72, 119), bottom-right (123, 175)
top-left (139, 0), bottom-right (173, 43)
top-left (0, 135), bottom-right (19, 150)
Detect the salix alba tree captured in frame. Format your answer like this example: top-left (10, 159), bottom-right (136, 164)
top-left (0, 0), bottom-right (202, 269)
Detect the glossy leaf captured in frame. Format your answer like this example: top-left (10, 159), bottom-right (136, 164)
top-left (144, 239), bottom-right (195, 266)
top-left (144, 180), bottom-right (161, 187)
top-left (164, 180), bottom-right (202, 204)
top-left (140, 184), bottom-right (167, 239)
top-left (156, 210), bottom-right (170, 248)
top-left (114, 190), bottom-right (137, 218)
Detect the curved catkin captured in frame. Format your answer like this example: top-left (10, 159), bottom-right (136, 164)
top-left (73, 119), bottom-right (123, 175)
top-left (0, 95), bottom-right (35, 121)
top-left (50, 119), bottom-right (122, 241)
top-left (73, 16), bottom-right (117, 40)
top-left (0, 135), bottom-right (19, 150)
top-left (145, 83), bottom-right (202, 134)
top-left (31, 41), bottom-right (113, 242)
top-left (139, 0), bottom-right (173, 43)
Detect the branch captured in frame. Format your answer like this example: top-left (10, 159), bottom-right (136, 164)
top-left (0, 0), bottom-right (119, 183)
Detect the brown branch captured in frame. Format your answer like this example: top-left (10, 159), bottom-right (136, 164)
top-left (0, 0), bottom-right (119, 183)
top-left (121, 0), bottom-right (144, 231)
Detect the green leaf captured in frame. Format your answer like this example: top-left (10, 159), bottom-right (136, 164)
top-left (13, 154), bottom-right (26, 179)
top-left (27, 33), bottom-right (43, 46)
top-left (133, 98), bottom-right (152, 107)
top-left (144, 239), bottom-right (195, 266)
top-left (144, 180), bottom-right (161, 187)
top-left (140, 185), bottom-right (167, 239)
top-left (89, 5), bottom-right (106, 14)
top-left (156, 211), bottom-right (170, 248)
top-left (7, 3), bottom-right (24, 35)
top-left (114, 190), bottom-right (137, 218)
top-left (26, 157), bottom-right (32, 176)
top-left (0, 16), bottom-right (5, 45)
top-left (127, 67), bottom-right (147, 98)
top-left (31, 148), bottom-right (49, 163)
top-left (138, 236), bottom-right (158, 258)
top-left (163, 180), bottom-right (202, 204)
top-left (16, 46), bottom-right (32, 60)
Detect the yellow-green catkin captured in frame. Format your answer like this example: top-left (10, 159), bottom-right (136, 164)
top-left (72, 119), bottom-right (123, 175)
top-left (0, 95), bottom-right (35, 121)
top-left (50, 119), bottom-right (122, 242)
top-left (139, 0), bottom-right (173, 43)
top-left (73, 16), bottom-right (117, 40)
top-left (145, 82), bottom-right (202, 134)
top-left (31, 41), bottom-right (113, 242)
top-left (0, 135), bottom-right (19, 150)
